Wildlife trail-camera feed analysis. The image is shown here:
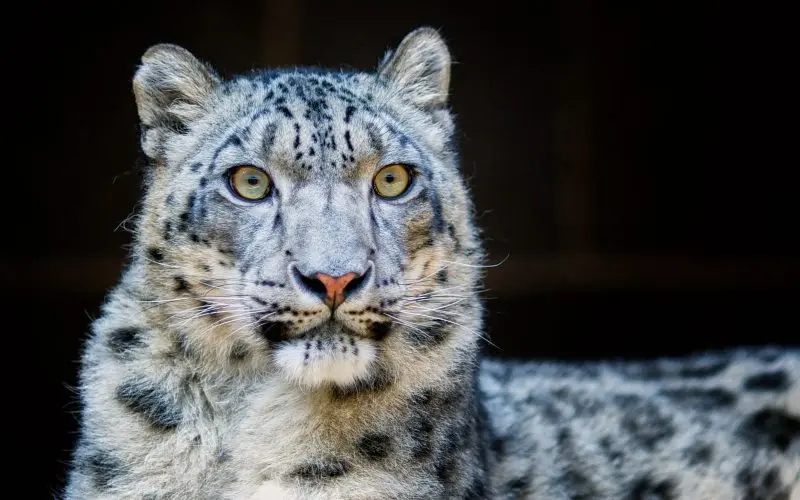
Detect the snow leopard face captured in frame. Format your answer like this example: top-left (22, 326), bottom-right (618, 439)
top-left (132, 28), bottom-right (483, 390)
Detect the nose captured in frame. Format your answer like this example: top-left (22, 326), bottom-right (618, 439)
top-left (293, 267), bottom-right (369, 310)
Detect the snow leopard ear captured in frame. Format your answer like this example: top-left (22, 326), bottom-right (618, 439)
top-left (133, 44), bottom-right (220, 158)
top-left (377, 27), bottom-right (451, 111)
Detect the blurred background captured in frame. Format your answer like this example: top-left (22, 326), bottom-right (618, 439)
top-left (4, 0), bottom-right (797, 495)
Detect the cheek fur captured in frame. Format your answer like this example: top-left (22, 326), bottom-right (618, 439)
top-left (399, 198), bottom-right (436, 255)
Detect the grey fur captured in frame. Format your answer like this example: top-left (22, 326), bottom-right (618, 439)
top-left (65, 27), bottom-right (799, 499)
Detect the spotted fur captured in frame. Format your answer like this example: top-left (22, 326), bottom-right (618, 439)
top-left (65, 27), bottom-right (799, 499)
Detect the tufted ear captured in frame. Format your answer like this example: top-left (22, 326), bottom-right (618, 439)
top-left (377, 27), bottom-right (451, 111)
top-left (132, 44), bottom-right (220, 157)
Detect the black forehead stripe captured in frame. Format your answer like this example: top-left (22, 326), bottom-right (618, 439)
top-left (207, 134), bottom-right (244, 173)
top-left (238, 113), bottom-right (280, 159)
top-left (261, 122), bottom-right (278, 157)
top-left (277, 105), bottom-right (294, 119)
top-left (344, 130), bottom-right (354, 152)
top-left (365, 122), bottom-right (383, 152)
top-left (344, 105), bottom-right (357, 123)
top-left (385, 122), bottom-right (402, 138)
top-left (238, 122), bottom-right (253, 144)
top-left (409, 140), bottom-right (434, 174)
top-left (304, 98), bottom-right (334, 126)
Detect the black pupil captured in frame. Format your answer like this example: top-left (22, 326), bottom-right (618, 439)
top-left (384, 173), bottom-right (395, 183)
top-left (247, 175), bottom-right (260, 186)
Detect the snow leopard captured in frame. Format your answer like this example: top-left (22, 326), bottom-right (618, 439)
top-left (64, 26), bottom-right (799, 499)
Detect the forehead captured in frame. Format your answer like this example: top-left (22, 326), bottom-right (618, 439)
top-left (203, 71), bottom-right (424, 179)
top-left (217, 71), bottom-right (382, 139)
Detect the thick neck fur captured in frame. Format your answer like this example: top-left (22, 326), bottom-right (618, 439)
top-left (77, 256), bottom-right (487, 498)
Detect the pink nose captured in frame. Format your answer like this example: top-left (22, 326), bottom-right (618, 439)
top-left (315, 272), bottom-right (359, 309)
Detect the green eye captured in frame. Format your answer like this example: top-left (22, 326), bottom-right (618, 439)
top-left (373, 164), bottom-right (412, 199)
top-left (229, 166), bottom-right (272, 201)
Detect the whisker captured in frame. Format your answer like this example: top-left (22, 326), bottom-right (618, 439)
top-left (397, 255), bottom-right (509, 286)
top-left (141, 256), bottom-right (184, 270)
top-left (226, 310), bottom-right (277, 340)
top-left (136, 295), bottom-right (244, 314)
top-left (405, 286), bottom-right (474, 295)
top-left (167, 305), bottom-right (254, 329)
top-left (134, 295), bottom-right (246, 305)
top-left (397, 309), bottom-right (500, 350)
top-left (403, 290), bottom-right (474, 302)
top-left (138, 257), bottom-right (254, 284)
top-left (226, 318), bottom-right (262, 339)
top-left (418, 284), bottom-right (488, 293)
top-left (114, 210), bottom-right (138, 233)
top-left (404, 297), bottom-right (468, 312)
top-left (194, 310), bottom-right (265, 337)
top-left (405, 284), bottom-right (474, 298)
top-left (383, 313), bottom-right (432, 339)
top-left (401, 296), bottom-right (470, 305)
top-left (438, 254), bottom-right (509, 269)
top-left (198, 281), bottom-right (250, 291)
top-left (163, 302), bottom-right (221, 320)
top-left (397, 265), bottom-right (451, 285)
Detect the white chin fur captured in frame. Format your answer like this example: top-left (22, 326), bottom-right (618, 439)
top-left (272, 334), bottom-right (377, 389)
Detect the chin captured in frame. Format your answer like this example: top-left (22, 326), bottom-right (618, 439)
top-left (270, 322), bottom-right (379, 389)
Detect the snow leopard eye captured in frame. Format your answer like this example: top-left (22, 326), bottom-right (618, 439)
top-left (373, 164), bottom-right (412, 199)
top-left (228, 165), bottom-right (272, 201)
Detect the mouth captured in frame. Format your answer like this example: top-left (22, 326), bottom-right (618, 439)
top-left (258, 316), bottom-right (392, 344)
top-left (269, 321), bottom-right (380, 389)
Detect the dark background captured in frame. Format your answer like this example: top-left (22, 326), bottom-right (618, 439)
top-left (5, 0), bottom-right (797, 496)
